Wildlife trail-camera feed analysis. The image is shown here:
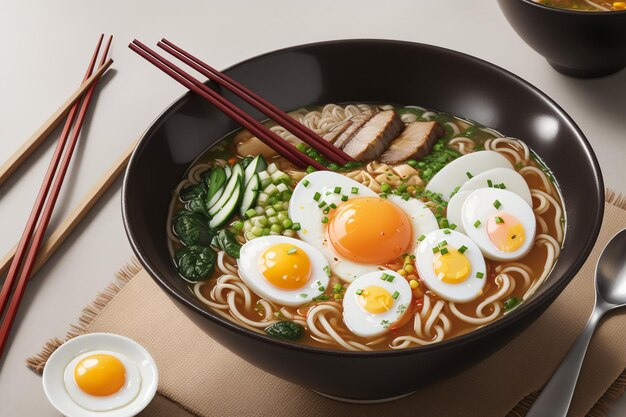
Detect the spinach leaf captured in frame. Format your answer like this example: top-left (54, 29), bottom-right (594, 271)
top-left (199, 169), bottom-right (212, 186)
top-left (207, 166), bottom-right (226, 201)
top-left (175, 245), bottom-right (217, 282)
top-left (211, 229), bottom-right (241, 259)
top-left (173, 210), bottom-right (215, 246)
top-left (179, 182), bottom-right (206, 202)
top-left (265, 321), bottom-right (305, 341)
top-left (186, 196), bottom-right (209, 215)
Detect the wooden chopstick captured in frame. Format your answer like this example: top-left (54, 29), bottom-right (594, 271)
top-left (129, 40), bottom-right (327, 171)
top-left (158, 39), bottom-right (353, 165)
top-left (0, 138), bottom-right (137, 279)
top-left (0, 55), bottom-right (113, 188)
top-left (0, 36), bottom-right (113, 357)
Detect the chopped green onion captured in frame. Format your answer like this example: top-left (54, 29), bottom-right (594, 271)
top-left (449, 223), bottom-right (458, 230)
top-left (313, 295), bottom-right (329, 301)
top-left (323, 266), bottom-right (330, 277)
top-left (318, 201), bottom-right (326, 208)
top-left (440, 248), bottom-right (449, 255)
top-left (302, 179), bottom-right (310, 187)
top-left (341, 195), bottom-right (349, 202)
top-left (401, 193), bottom-right (410, 201)
top-left (438, 240), bottom-right (448, 248)
top-left (291, 222), bottom-right (301, 231)
top-left (300, 294), bottom-right (308, 298)
top-left (474, 220), bottom-right (481, 228)
top-left (381, 183), bottom-right (391, 193)
top-left (332, 283), bottom-right (342, 293)
top-left (321, 216), bottom-right (329, 224)
top-left (244, 208), bottom-right (257, 219)
top-left (466, 172), bottom-right (473, 179)
top-left (287, 247), bottom-right (297, 254)
top-left (499, 183), bottom-right (507, 189)
top-left (443, 229), bottom-right (451, 235)
top-left (487, 179), bottom-right (493, 188)
top-left (476, 272), bottom-right (484, 279)
top-left (432, 247), bottom-right (440, 253)
top-left (356, 289), bottom-right (363, 295)
top-left (379, 193), bottom-right (388, 199)
top-left (323, 207), bottom-right (330, 214)
top-left (306, 166), bottom-right (316, 174)
top-left (313, 192), bottom-right (321, 201)
top-left (351, 187), bottom-right (359, 194)
top-left (495, 216), bottom-right (505, 224)
top-left (504, 296), bottom-right (521, 312)
top-left (493, 200), bottom-right (502, 209)
top-left (458, 245), bottom-right (468, 254)
top-left (329, 203), bottom-right (337, 209)
top-left (392, 291), bottom-right (399, 300)
top-left (418, 234), bottom-right (426, 242)
top-left (334, 186), bottom-right (342, 194)
top-left (318, 286), bottom-right (325, 291)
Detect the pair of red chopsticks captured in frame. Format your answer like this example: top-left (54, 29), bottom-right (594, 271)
top-left (0, 35), bottom-right (113, 359)
top-left (129, 39), bottom-right (353, 170)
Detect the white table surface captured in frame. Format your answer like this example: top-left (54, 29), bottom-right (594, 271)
top-left (1, 0), bottom-right (625, 415)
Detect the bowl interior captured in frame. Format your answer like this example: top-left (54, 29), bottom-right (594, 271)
top-left (123, 39), bottom-right (603, 354)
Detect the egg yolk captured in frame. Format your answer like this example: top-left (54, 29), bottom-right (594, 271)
top-left (358, 285), bottom-right (395, 314)
top-left (258, 243), bottom-right (311, 290)
top-left (74, 354), bottom-right (126, 397)
top-left (325, 197), bottom-right (412, 264)
top-left (433, 247), bottom-right (471, 284)
top-left (487, 212), bottom-right (525, 252)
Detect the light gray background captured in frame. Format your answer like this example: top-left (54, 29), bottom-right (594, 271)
top-left (1, 0), bottom-right (625, 415)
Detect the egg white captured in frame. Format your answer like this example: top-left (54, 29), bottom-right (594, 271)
top-left (461, 188), bottom-right (536, 261)
top-left (289, 172), bottom-right (439, 283)
top-left (446, 191), bottom-right (472, 233)
top-left (343, 270), bottom-right (412, 338)
top-left (415, 229), bottom-right (487, 303)
top-left (63, 350), bottom-right (141, 412)
top-left (458, 167), bottom-right (532, 206)
top-left (426, 151), bottom-right (513, 201)
top-left (237, 236), bottom-right (330, 306)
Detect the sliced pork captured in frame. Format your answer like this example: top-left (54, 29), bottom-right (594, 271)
top-left (380, 121), bottom-right (444, 164)
top-left (333, 108), bottom-right (380, 149)
top-left (341, 110), bottom-right (404, 161)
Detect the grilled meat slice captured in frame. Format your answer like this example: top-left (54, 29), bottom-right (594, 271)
top-left (380, 121), bottom-right (444, 164)
top-left (342, 110), bottom-right (404, 161)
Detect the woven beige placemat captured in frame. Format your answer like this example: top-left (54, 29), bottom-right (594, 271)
top-left (27, 191), bottom-right (626, 417)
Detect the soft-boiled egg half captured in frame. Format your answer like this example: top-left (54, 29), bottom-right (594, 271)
top-left (426, 151), bottom-right (513, 201)
top-left (64, 351), bottom-right (141, 411)
top-left (42, 333), bottom-right (158, 417)
top-left (289, 171), bottom-right (438, 282)
top-left (238, 236), bottom-right (330, 306)
top-left (415, 229), bottom-right (487, 302)
top-left (343, 270), bottom-right (412, 337)
top-left (461, 188), bottom-right (536, 261)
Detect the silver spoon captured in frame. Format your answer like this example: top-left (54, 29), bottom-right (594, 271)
top-left (527, 228), bottom-right (626, 417)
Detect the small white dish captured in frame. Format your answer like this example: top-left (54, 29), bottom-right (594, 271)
top-left (43, 333), bottom-right (158, 417)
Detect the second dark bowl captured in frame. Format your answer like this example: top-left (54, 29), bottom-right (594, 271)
top-left (497, 0), bottom-right (626, 78)
top-left (122, 39), bottom-right (604, 401)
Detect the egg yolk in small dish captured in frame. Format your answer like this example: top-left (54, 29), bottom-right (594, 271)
top-left (74, 353), bottom-right (126, 397)
top-left (486, 212), bottom-right (525, 253)
top-left (325, 197), bottom-right (412, 264)
top-left (258, 243), bottom-right (311, 290)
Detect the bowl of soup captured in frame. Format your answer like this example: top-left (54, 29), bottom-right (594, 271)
top-left (498, 0), bottom-right (626, 78)
top-left (122, 39), bottom-right (603, 401)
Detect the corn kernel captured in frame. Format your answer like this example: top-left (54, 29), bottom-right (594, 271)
top-left (404, 264), bottom-right (415, 273)
top-left (614, 1), bottom-right (626, 9)
top-left (409, 279), bottom-right (419, 289)
top-left (397, 269), bottom-right (408, 276)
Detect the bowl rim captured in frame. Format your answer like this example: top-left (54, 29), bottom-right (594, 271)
top-left (517, 0), bottom-right (626, 15)
top-left (122, 38), bottom-right (604, 358)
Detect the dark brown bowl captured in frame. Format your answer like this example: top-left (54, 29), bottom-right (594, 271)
top-left (498, 0), bottom-right (626, 78)
top-left (122, 39), bottom-right (603, 401)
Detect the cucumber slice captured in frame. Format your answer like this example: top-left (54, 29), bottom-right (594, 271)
top-left (209, 177), bottom-right (242, 228)
top-left (224, 165), bottom-right (232, 177)
top-left (243, 155), bottom-right (267, 185)
top-left (209, 164), bottom-right (243, 216)
top-left (240, 174), bottom-right (260, 217)
top-left (206, 166), bottom-right (226, 207)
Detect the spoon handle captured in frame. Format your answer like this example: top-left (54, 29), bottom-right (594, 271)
top-left (526, 307), bottom-right (604, 417)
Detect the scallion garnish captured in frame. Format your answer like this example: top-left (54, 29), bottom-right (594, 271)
top-left (332, 283), bottom-right (342, 293)
top-left (313, 192), bottom-right (321, 201)
top-left (418, 234), bottom-right (426, 242)
top-left (438, 240), bottom-right (448, 248)
top-left (334, 186), bottom-right (342, 194)
top-left (351, 187), bottom-right (359, 194)
top-left (476, 272), bottom-right (484, 279)
top-left (323, 265), bottom-right (330, 277)
top-left (493, 199), bottom-right (502, 209)
top-left (321, 216), bottom-right (329, 224)
top-left (499, 183), bottom-right (506, 189)
top-left (318, 286), bottom-right (325, 291)
top-left (302, 179), bottom-right (310, 187)
top-left (440, 248), bottom-right (449, 255)
top-left (323, 207), bottom-right (330, 214)
top-left (392, 291), bottom-right (400, 300)
top-left (356, 289), bottom-right (363, 295)
top-left (458, 245), bottom-right (468, 254)
top-left (443, 229), bottom-right (451, 234)
top-left (432, 247), bottom-right (440, 253)
top-left (474, 220), bottom-right (481, 228)
top-left (300, 294), bottom-right (308, 298)
top-left (341, 195), bottom-right (349, 202)
top-left (401, 193), bottom-right (410, 201)
top-left (466, 172), bottom-right (473, 179)
top-left (329, 203), bottom-right (337, 209)
top-left (318, 200), bottom-right (326, 208)
top-left (487, 179), bottom-right (493, 188)
top-left (495, 216), bottom-right (505, 224)
top-left (449, 223), bottom-right (458, 230)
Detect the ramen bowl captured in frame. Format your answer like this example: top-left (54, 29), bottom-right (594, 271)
top-left (497, 0), bottom-right (626, 78)
top-left (122, 39), bottom-right (603, 401)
